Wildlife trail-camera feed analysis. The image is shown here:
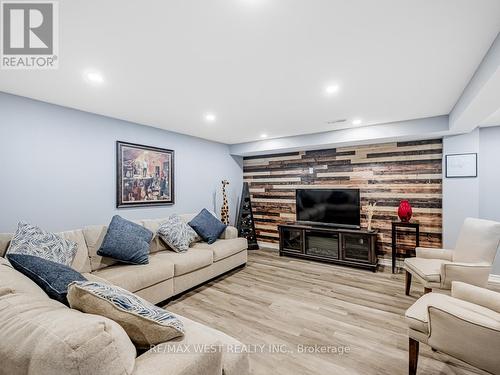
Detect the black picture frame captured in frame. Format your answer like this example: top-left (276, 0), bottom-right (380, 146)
top-left (445, 153), bottom-right (477, 178)
top-left (116, 141), bottom-right (175, 207)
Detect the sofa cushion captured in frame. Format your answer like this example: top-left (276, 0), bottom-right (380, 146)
top-left (0, 232), bottom-right (13, 258)
top-left (155, 249), bottom-right (213, 276)
top-left (189, 209), bottom-right (227, 245)
top-left (98, 216), bottom-right (153, 265)
top-left (58, 229), bottom-right (92, 274)
top-left (7, 254), bottom-right (87, 306)
top-left (68, 281), bottom-right (184, 348)
top-left (0, 257), bottom-right (48, 297)
top-left (92, 252), bottom-right (174, 293)
top-left (193, 238), bottom-right (247, 262)
top-left (0, 287), bottom-right (14, 297)
top-left (6, 221), bottom-right (78, 266)
top-left (83, 225), bottom-right (118, 271)
top-left (157, 214), bottom-right (198, 253)
top-left (0, 292), bottom-right (136, 375)
top-left (141, 219), bottom-right (169, 253)
top-left (404, 257), bottom-right (445, 283)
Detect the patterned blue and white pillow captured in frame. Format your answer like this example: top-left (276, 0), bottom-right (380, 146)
top-left (6, 221), bottom-right (78, 266)
top-left (67, 281), bottom-right (184, 347)
top-left (157, 214), bottom-right (198, 252)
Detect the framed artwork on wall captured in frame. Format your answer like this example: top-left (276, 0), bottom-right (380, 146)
top-left (445, 153), bottom-right (477, 178)
top-left (116, 141), bottom-right (174, 207)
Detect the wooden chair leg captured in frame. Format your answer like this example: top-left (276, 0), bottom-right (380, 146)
top-left (424, 287), bottom-right (432, 294)
top-left (409, 337), bottom-right (419, 375)
top-left (405, 270), bottom-right (412, 296)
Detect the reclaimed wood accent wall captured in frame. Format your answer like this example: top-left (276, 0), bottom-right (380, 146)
top-left (243, 139), bottom-right (443, 260)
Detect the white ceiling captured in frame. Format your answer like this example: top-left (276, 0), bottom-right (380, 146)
top-left (1, 0), bottom-right (499, 144)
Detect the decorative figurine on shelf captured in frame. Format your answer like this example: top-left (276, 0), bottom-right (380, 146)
top-left (398, 200), bottom-right (413, 222)
top-left (220, 180), bottom-right (230, 225)
top-left (365, 201), bottom-right (377, 231)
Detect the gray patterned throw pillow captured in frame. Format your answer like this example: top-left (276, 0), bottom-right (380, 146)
top-left (6, 221), bottom-right (78, 266)
top-left (68, 281), bottom-right (184, 347)
top-left (157, 214), bottom-right (198, 252)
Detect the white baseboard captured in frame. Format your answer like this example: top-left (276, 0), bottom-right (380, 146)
top-left (377, 257), bottom-right (403, 269)
top-left (257, 241), bottom-right (279, 250)
top-left (254, 247), bottom-right (500, 285)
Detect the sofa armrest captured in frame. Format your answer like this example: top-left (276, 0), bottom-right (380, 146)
top-left (452, 281), bottom-right (500, 314)
top-left (415, 247), bottom-right (453, 261)
top-left (134, 346), bottom-right (222, 375)
top-left (427, 301), bottom-right (500, 373)
top-left (220, 226), bottom-right (238, 240)
top-left (441, 262), bottom-right (492, 289)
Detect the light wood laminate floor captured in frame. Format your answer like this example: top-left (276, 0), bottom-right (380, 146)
top-left (166, 249), bottom-right (491, 375)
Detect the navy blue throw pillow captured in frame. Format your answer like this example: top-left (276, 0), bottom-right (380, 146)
top-left (7, 253), bottom-right (87, 306)
top-left (188, 209), bottom-right (227, 245)
top-left (97, 215), bottom-right (153, 265)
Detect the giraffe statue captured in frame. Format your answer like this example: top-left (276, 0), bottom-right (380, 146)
top-left (220, 180), bottom-right (230, 225)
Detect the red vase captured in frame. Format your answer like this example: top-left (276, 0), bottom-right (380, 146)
top-left (398, 200), bottom-right (412, 222)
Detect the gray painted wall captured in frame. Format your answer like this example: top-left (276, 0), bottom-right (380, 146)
top-left (479, 126), bottom-right (500, 274)
top-left (0, 92), bottom-right (243, 233)
top-left (442, 130), bottom-right (480, 248)
top-left (443, 127), bottom-right (500, 275)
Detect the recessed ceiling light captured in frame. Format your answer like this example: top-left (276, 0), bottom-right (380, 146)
top-left (260, 133), bottom-right (268, 138)
top-left (204, 113), bottom-right (216, 123)
top-left (85, 71), bottom-right (104, 85)
top-left (325, 84), bottom-right (340, 95)
top-left (352, 119), bottom-right (362, 125)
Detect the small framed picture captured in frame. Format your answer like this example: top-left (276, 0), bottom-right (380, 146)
top-left (117, 141), bottom-right (175, 207)
top-left (445, 153), bottom-right (477, 178)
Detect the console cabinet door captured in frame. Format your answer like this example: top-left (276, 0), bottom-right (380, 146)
top-left (341, 234), bottom-right (372, 263)
top-left (280, 227), bottom-right (303, 253)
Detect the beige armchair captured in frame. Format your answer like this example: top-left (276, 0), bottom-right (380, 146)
top-left (404, 218), bottom-right (500, 295)
top-left (405, 282), bottom-right (500, 375)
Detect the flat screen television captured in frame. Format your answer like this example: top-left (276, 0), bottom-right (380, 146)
top-left (296, 188), bottom-right (360, 228)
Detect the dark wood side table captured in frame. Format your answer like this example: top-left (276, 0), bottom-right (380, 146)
top-left (391, 221), bottom-right (420, 273)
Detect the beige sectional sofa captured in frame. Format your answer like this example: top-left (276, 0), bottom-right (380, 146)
top-left (0, 213), bottom-right (249, 375)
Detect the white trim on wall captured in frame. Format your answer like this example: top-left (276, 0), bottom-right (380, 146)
top-left (258, 241), bottom-right (279, 250)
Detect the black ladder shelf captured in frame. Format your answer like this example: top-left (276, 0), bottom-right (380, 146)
top-left (236, 182), bottom-right (259, 250)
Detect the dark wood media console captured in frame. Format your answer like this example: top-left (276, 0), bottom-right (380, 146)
top-left (278, 223), bottom-right (378, 271)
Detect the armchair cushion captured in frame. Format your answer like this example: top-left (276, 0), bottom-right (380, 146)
top-left (404, 257), bottom-right (445, 283)
top-left (405, 291), bottom-right (500, 335)
top-left (452, 281), bottom-right (500, 313)
top-left (453, 218), bottom-right (500, 263)
top-left (415, 247), bottom-right (453, 261)
top-left (441, 262), bottom-right (492, 289)
top-left (427, 304), bottom-right (500, 375)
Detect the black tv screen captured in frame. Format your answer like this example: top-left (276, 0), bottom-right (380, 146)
top-left (296, 189), bottom-right (360, 228)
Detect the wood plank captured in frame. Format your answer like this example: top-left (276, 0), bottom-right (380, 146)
top-left (243, 139), bottom-right (443, 254)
